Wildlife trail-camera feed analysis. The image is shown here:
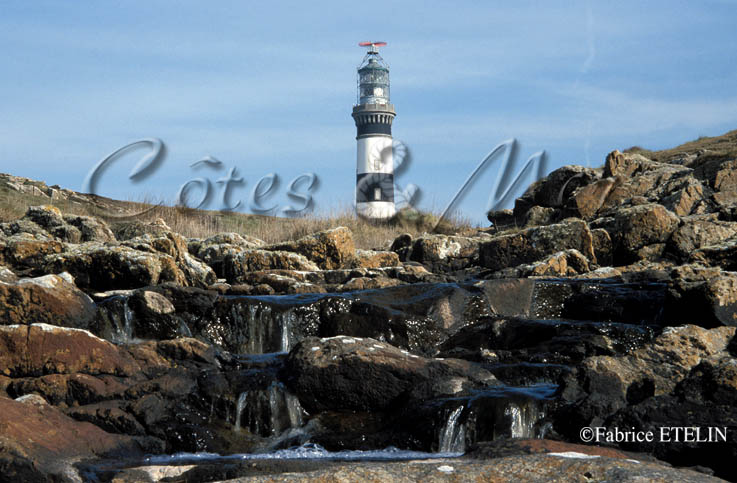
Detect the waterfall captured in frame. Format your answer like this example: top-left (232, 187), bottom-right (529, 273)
top-left (505, 402), bottom-right (543, 439)
top-left (280, 311), bottom-right (294, 353)
top-left (438, 406), bottom-right (466, 453)
top-left (121, 300), bottom-right (133, 342)
top-left (234, 392), bottom-right (248, 432)
top-left (232, 382), bottom-right (305, 436)
top-left (102, 295), bottom-right (133, 344)
top-left (241, 303), bottom-right (295, 354)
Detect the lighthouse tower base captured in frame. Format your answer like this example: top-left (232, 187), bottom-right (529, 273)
top-left (356, 201), bottom-right (396, 219)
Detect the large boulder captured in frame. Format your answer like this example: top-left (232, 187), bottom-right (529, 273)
top-left (189, 232), bottom-right (264, 277)
top-left (0, 396), bottom-right (160, 482)
top-left (479, 219), bottom-right (595, 271)
top-left (122, 231), bottom-right (216, 288)
top-left (7, 206), bottom-right (115, 245)
top-left (43, 242), bottom-right (187, 291)
top-left (266, 227), bottom-right (355, 270)
top-left (665, 266), bottom-right (737, 327)
top-left (557, 324), bottom-right (735, 433)
top-left (513, 165), bottom-right (600, 221)
top-left (591, 204), bottom-right (680, 264)
top-left (0, 232), bottom-right (63, 270)
top-left (668, 216), bottom-right (737, 262)
top-left (407, 234), bottom-right (482, 272)
top-left (222, 250), bottom-right (319, 283)
top-left (63, 214), bottom-right (116, 242)
top-left (0, 273), bottom-right (96, 328)
top-left (286, 336), bottom-right (497, 413)
top-left (569, 177), bottom-right (620, 219)
top-left (0, 324), bottom-right (141, 377)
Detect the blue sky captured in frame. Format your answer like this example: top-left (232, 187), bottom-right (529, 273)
top-left (1, 1), bottom-right (736, 224)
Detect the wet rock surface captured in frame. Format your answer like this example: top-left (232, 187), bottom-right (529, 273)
top-left (4, 133), bottom-right (737, 480)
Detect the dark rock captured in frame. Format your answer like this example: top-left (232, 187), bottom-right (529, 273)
top-left (665, 266), bottom-right (737, 327)
top-left (591, 228), bottom-right (614, 266)
top-left (67, 400), bottom-right (147, 435)
top-left (437, 316), bottom-right (655, 365)
top-left (486, 208), bottom-right (516, 229)
top-left (556, 325), bottom-right (735, 441)
top-left (389, 233), bottom-right (413, 261)
top-left (591, 203), bottom-right (679, 264)
top-left (285, 336), bottom-right (497, 413)
top-left (668, 216), bottom-right (737, 262)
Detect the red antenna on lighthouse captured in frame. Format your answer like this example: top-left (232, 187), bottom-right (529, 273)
top-left (359, 41), bottom-right (387, 53)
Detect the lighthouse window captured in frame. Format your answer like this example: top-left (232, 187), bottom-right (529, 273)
top-left (374, 187), bottom-right (381, 201)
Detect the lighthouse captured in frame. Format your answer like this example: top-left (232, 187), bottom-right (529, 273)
top-left (352, 41), bottom-right (396, 219)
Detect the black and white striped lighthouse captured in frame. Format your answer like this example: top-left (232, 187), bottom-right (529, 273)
top-left (352, 41), bottom-right (396, 219)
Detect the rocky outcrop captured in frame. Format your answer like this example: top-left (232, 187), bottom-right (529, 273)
top-left (556, 325), bottom-right (735, 440)
top-left (479, 219), bottom-right (595, 271)
top-left (188, 232), bottom-right (264, 277)
top-left (591, 203), bottom-right (680, 264)
top-left (223, 250), bottom-right (319, 283)
top-left (44, 242), bottom-right (188, 291)
top-left (665, 265), bottom-right (737, 327)
top-left (667, 216), bottom-right (737, 262)
top-left (3, 132), bottom-right (737, 480)
top-left (0, 233), bottom-right (63, 271)
top-left (0, 272), bottom-right (96, 328)
top-left (122, 231), bottom-right (216, 287)
top-left (1, 205), bottom-right (115, 244)
top-left (0, 395), bottom-right (161, 482)
top-left (266, 226), bottom-right (355, 270)
top-left (404, 234), bottom-right (483, 272)
top-left (349, 249), bottom-right (400, 269)
top-left (285, 335), bottom-right (497, 413)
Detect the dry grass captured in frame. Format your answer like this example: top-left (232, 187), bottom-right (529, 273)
top-left (0, 181), bottom-right (474, 250)
top-left (625, 128), bottom-right (737, 163)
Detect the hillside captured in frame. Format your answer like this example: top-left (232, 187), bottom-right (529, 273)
top-left (2, 129), bottom-right (737, 480)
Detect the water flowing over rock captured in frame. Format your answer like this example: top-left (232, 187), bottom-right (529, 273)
top-left (438, 406), bottom-right (466, 453)
top-left (5, 131), bottom-right (737, 480)
top-left (232, 382), bottom-right (306, 437)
